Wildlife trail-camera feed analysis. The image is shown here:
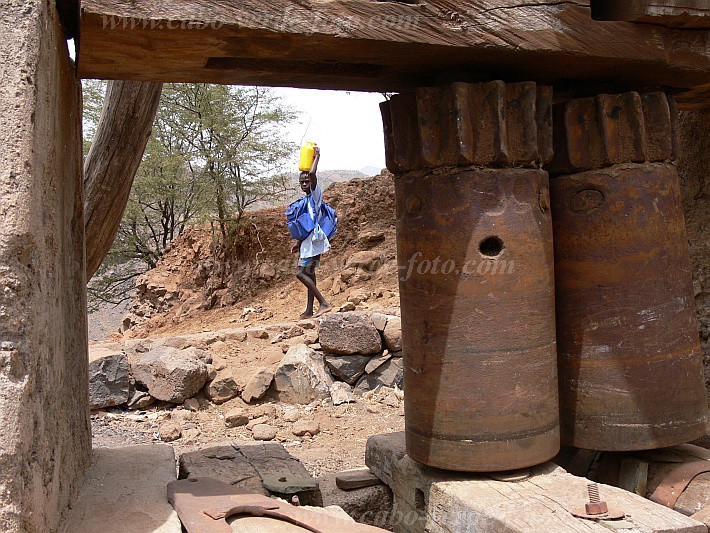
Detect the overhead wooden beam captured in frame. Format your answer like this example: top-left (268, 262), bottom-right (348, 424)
top-left (77, 0), bottom-right (710, 108)
top-left (591, 1), bottom-right (710, 29)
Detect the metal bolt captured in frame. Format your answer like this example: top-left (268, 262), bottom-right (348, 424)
top-left (588, 483), bottom-right (600, 503)
top-left (585, 483), bottom-right (609, 515)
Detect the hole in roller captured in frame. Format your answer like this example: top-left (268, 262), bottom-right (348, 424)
top-left (479, 237), bottom-right (504, 257)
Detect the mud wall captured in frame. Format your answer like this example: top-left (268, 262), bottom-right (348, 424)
top-left (677, 110), bottom-right (710, 400)
top-left (0, 1), bottom-right (91, 531)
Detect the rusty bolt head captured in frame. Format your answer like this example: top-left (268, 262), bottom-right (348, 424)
top-left (585, 501), bottom-right (608, 515)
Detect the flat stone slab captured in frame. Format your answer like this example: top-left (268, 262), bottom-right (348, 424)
top-left (365, 433), bottom-right (707, 533)
top-left (179, 441), bottom-right (323, 506)
top-left (60, 445), bottom-right (181, 533)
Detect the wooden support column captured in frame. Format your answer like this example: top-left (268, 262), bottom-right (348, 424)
top-left (548, 91), bottom-right (709, 451)
top-left (380, 81), bottom-right (559, 472)
top-left (84, 80), bottom-right (163, 279)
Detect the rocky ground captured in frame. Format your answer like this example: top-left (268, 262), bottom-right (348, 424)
top-left (89, 308), bottom-right (407, 480)
top-left (91, 392), bottom-right (404, 479)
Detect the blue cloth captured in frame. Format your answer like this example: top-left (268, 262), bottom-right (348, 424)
top-left (300, 182), bottom-right (331, 259)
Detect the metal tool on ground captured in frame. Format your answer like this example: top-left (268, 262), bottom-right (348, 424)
top-left (168, 477), bottom-right (388, 532)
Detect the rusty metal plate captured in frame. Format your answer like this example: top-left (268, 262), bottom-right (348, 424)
top-left (168, 477), bottom-right (387, 533)
top-left (649, 461), bottom-right (710, 509)
top-left (552, 163), bottom-right (708, 451)
top-left (396, 168), bottom-right (559, 472)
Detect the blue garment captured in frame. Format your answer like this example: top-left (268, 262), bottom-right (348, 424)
top-left (300, 182), bottom-right (331, 259)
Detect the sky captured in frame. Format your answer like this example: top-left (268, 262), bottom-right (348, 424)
top-left (273, 88), bottom-right (387, 173)
top-left (69, 39), bottom-right (387, 173)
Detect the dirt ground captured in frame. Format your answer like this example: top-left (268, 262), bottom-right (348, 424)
top-left (91, 388), bottom-right (405, 478)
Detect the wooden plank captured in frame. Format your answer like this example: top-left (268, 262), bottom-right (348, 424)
top-left (336, 468), bottom-right (383, 490)
top-left (77, 0), bottom-right (710, 108)
top-left (392, 457), bottom-right (707, 533)
top-left (591, 1), bottom-right (710, 29)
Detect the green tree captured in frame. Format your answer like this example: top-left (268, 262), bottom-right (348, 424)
top-left (87, 82), bottom-right (297, 307)
top-left (161, 84), bottom-right (296, 240)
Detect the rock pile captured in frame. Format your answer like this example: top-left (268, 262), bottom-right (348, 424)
top-left (88, 310), bottom-right (403, 411)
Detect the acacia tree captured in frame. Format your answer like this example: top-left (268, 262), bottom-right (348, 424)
top-left (161, 84), bottom-right (296, 240)
top-left (87, 82), bottom-right (296, 306)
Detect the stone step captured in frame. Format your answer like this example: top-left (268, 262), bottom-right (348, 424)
top-left (60, 445), bottom-right (181, 533)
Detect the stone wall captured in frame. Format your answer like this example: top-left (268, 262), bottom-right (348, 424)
top-left (0, 1), bottom-right (91, 531)
top-left (677, 110), bottom-right (710, 400)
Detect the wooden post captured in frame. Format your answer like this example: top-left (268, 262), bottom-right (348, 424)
top-left (83, 80), bottom-right (163, 279)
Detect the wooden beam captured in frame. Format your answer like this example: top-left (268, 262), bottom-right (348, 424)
top-left (84, 80), bottom-right (162, 280)
top-left (56, 0), bottom-right (80, 39)
top-left (591, 1), bottom-right (710, 29)
top-left (77, 1), bottom-right (710, 108)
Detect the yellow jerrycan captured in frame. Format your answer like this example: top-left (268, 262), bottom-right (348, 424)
top-left (299, 142), bottom-right (318, 172)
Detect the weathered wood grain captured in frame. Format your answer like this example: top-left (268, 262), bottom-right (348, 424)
top-left (78, 0), bottom-right (710, 108)
top-left (591, 1), bottom-right (710, 29)
top-left (84, 80), bottom-right (162, 279)
top-left (394, 456), bottom-right (707, 533)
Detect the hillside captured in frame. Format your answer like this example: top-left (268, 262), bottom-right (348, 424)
top-left (117, 170), bottom-right (399, 340)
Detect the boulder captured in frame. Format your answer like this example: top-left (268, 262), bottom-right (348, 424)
top-left (88, 344), bottom-right (130, 409)
top-left (163, 337), bottom-right (190, 350)
top-left (319, 313), bottom-right (382, 355)
top-left (225, 408), bottom-right (249, 428)
top-left (147, 347), bottom-right (209, 403)
top-left (248, 328), bottom-right (269, 340)
top-left (282, 408), bottom-right (301, 423)
top-left (127, 390), bottom-right (154, 410)
top-left (382, 317), bottom-right (402, 351)
top-left (273, 344), bottom-right (333, 404)
top-left (159, 422), bottom-right (182, 442)
top-left (365, 353), bottom-right (391, 374)
top-left (129, 350), bottom-right (161, 389)
top-left (282, 325), bottom-right (304, 339)
top-left (355, 358), bottom-right (403, 394)
top-left (325, 355), bottom-right (370, 385)
top-left (204, 371), bottom-right (240, 404)
top-left (292, 420), bottom-right (321, 437)
top-left (182, 398), bottom-right (201, 411)
top-left (252, 424), bottom-right (277, 441)
top-left (347, 251), bottom-right (383, 271)
top-left (247, 416), bottom-right (270, 430)
top-left (358, 230), bottom-right (386, 245)
top-left (251, 403), bottom-right (278, 419)
top-left (241, 367), bottom-right (274, 403)
top-left (183, 346), bottom-right (212, 364)
top-left (330, 382), bottom-right (357, 405)
top-left (369, 313), bottom-right (389, 332)
top-left (347, 288), bottom-right (369, 305)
